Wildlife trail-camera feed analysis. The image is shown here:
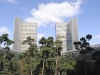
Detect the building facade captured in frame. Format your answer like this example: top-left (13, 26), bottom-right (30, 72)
top-left (13, 18), bottom-right (37, 51)
top-left (55, 18), bottom-right (78, 52)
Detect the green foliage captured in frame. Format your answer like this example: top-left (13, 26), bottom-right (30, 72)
top-left (0, 33), bottom-right (15, 74)
top-left (70, 59), bottom-right (93, 75)
top-left (73, 34), bottom-right (93, 54)
top-left (39, 37), bottom-right (47, 45)
top-left (58, 55), bottom-right (76, 74)
top-left (1, 34), bottom-right (97, 75)
top-left (0, 33), bottom-right (14, 47)
top-left (22, 36), bottom-right (34, 45)
top-left (73, 34), bottom-right (94, 75)
top-left (92, 51), bottom-right (100, 75)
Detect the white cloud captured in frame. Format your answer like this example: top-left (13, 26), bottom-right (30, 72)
top-left (37, 34), bottom-right (45, 39)
top-left (93, 35), bottom-right (100, 39)
top-left (25, 0), bottom-right (82, 27)
top-left (0, 27), bottom-right (11, 34)
top-left (2, 0), bottom-right (17, 3)
top-left (50, 23), bottom-right (55, 27)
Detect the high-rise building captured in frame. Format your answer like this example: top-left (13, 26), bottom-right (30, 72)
top-left (13, 18), bottom-right (37, 51)
top-left (55, 18), bottom-right (78, 52)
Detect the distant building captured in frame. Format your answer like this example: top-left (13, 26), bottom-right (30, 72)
top-left (13, 18), bottom-right (37, 51)
top-left (55, 18), bottom-right (78, 52)
top-left (91, 44), bottom-right (100, 50)
top-left (62, 44), bottom-right (100, 61)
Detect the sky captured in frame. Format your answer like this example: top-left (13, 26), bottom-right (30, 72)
top-left (0, 0), bottom-right (100, 47)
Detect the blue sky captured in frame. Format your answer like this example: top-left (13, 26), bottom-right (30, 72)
top-left (0, 0), bottom-right (100, 46)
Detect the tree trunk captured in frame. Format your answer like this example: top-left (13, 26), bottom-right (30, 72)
top-left (55, 56), bottom-right (58, 75)
top-left (55, 48), bottom-right (58, 75)
top-left (31, 69), bottom-right (32, 75)
top-left (4, 52), bottom-right (6, 58)
top-left (0, 43), bottom-right (1, 47)
top-left (66, 71), bottom-right (67, 75)
top-left (48, 62), bottom-right (51, 75)
top-left (58, 71), bottom-right (60, 75)
top-left (20, 61), bottom-right (22, 75)
top-left (85, 53), bottom-right (86, 75)
top-left (42, 59), bottom-right (45, 75)
top-left (30, 56), bottom-right (32, 75)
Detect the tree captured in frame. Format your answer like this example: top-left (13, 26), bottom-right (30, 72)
top-left (39, 37), bottom-right (47, 75)
top-left (58, 54), bottom-right (76, 75)
top-left (92, 51), bottom-right (100, 75)
top-left (45, 37), bottom-right (55, 75)
top-left (6, 52), bottom-right (15, 73)
top-left (0, 34), bottom-right (14, 58)
top-left (0, 33), bottom-right (14, 74)
top-left (73, 59), bottom-right (93, 75)
top-left (18, 53), bottom-right (24, 75)
top-left (73, 34), bottom-right (94, 75)
top-left (0, 52), bottom-right (4, 71)
top-left (54, 35), bottom-right (64, 75)
top-left (22, 36), bottom-right (36, 75)
top-left (39, 37), bottom-right (57, 75)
